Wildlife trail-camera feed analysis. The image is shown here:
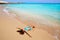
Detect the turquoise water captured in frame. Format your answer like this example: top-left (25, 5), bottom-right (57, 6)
top-left (2, 4), bottom-right (60, 23)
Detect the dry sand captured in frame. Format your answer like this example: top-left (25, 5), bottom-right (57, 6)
top-left (0, 7), bottom-right (60, 40)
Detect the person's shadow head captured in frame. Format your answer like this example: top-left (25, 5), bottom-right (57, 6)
top-left (17, 29), bottom-right (25, 35)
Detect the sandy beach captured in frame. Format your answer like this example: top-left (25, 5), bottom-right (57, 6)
top-left (0, 5), bottom-right (60, 40)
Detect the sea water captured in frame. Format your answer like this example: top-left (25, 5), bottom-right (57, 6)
top-left (0, 4), bottom-right (60, 24)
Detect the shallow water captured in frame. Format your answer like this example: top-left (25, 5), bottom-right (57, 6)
top-left (4, 4), bottom-right (60, 23)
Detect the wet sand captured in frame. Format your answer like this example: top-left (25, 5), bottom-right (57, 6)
top-left (0, 9), bottom-right (60, 40)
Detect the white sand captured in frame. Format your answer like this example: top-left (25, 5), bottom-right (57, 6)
top-left (0, 15), bottom-right (56, 40)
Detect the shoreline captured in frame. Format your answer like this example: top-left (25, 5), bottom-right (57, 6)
top-left (0, 5), bottom-right (60, 40)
